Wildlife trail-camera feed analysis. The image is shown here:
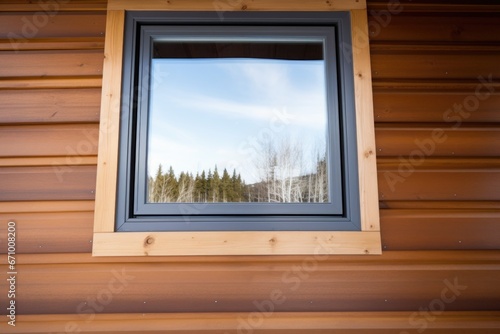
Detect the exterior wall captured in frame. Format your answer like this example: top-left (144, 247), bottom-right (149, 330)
top-left (0, 0), bottom-right (499, 332)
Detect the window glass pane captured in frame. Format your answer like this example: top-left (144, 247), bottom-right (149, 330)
top-left (147, 41), bottom-right (330, 204)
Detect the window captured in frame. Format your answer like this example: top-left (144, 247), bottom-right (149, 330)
top-left (93, 0), bottom-right (381, 256)
top-left (117, 11), bottom-right (360, 232)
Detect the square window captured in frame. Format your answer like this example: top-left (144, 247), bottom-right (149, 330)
top-left (117, 12), bottom-right (360, 232)
top-left (93, 3), bottom-right (381, 256)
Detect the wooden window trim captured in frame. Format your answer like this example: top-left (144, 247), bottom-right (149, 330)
top-left (93, 0), bottom-right (381, 256)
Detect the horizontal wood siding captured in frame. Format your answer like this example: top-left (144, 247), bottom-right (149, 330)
top-left (0, 50), bottom-right (104, 77)
top-left (6, 252), bottom-right (500, 314)
top-left (367, 13), bottom-right (500, 43)
top-left (0, 166), bottom-right (96, 201)
top-left (369, 2), bottom-right (500, 264)
top-left (2, 311), bottom-right (500, 334)
top-left (0, 124), bottom-right (99, 156)
top-left (0, 12), bottom-right (106, 38)
top-left (0, 88), bottom-right (101, 123)
top-left (373, 92), bottom-right (500, 123)
top-left (0, 0), bottom-right (499, 332)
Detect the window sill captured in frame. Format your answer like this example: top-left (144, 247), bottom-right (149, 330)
top-left (93, 231), bottom-right (382, 256)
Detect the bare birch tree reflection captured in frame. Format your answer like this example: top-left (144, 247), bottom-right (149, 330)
top-left (148, 136), bottom-right (329, 203)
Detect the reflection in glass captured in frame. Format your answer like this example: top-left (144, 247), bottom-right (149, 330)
top-left (147, 41), bottom-right (330, 203)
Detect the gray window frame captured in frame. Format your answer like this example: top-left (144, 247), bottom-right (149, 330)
top-left (116, 11), bottom-right (360, 232)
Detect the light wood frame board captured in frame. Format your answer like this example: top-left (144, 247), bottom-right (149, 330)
top-left (93, 0), bottom-right (381, 256)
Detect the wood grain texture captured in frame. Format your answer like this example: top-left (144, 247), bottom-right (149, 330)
top-left (0, 12), bottom-right (106, 39)
top-left (108, 0), bottom-right (366, 11)
top-left (373, 91), bottom-right (500, 123)
top-left (93, 9), bottom-right (124, 233)
top-left (1, 311), bottom-right (499, 333)
top-left (0, 37), bottom-right (104, 51)
top-left (377, 157), bottom-right (500, 170)
top-left (351, 9), bottom-right (380, 232)
top-left (379, 200), bottom-right (500, 210)
top-left (0, 156), bottom-right (97, 167)
top-left (371, 53), bottom-right (500, 80)
top-left (368, 0), bottom-right (500, 13)
top-left (11, 250), bottom-right (500, 265)
top-left (0, 76), bottom-right (102, 89)
top-left (0, 0), bottom-right (107, 12)
top-left (3, 208), bottom-right (500, 255)
top-left (0, 211), bottom-right (93, 253)
top-left (93, 231), bottom-right (382, 256)
top-left (0, 166), bottom-right (96, 201)
top-left (0, 124), bottom-right (99, 157)
top-left (373, 79), bottom-right (500, 93)
top-left (370, 41), bottom-right (500, 53)
top-left (378, 170), bottom-right (500, 201)
top-left (380, 209), bottom-right (500, 250)
top-left (0, 50), bottom-right (103, 77)
top-left (4, 251), bottom-right (500, 314)
top-left (0, 88), bottom-right (101, 123)
top-left (368, 15), bottom-right (500, 43)
top-left (0, 200), bottom-right (95, 213)
top-left (375, 127), bottom-right (500, 157)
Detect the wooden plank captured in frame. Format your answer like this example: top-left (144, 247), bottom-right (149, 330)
top-left (0, 76), bottom-right (102, 89)
top-left (378, 170), bottom-right (500, 201)
top-left (2, 312), bottom-right (500, 333)
top-left (0, 211), bottom-right (93, 253)
top-left (377, 157), bottom-right (500, 170)
top-left (3, 208), bottom-right (499, 255)
top-left (381, 209), bottom-right (500, 250)
top-left (371, 53), bottom-right (500, 80)
top-left (0, 200), bottom-right (94, 213)
top-left (0, 50), bottom-right (103, 77)
top-left (370, 41), bottom-right (500, 53)
top-left (379, 200), bottom-right (500, 210)
top-left (108, 0), bottom-right (366, 11)
top-left (351, 9), bottom-right (380, 232)
top-left (0, 124), bottom-right (99, 157)
top-left (0, 156), bottom-right (97, 167)
top-left (0, 166), bottom-right (96, 201)
top-left (11, 250), bottom-right (500, 265)
top-left (5, 256), bottom-right (500, 314)
top-left (375, 127), bottom-right (500, 157)
top-left (368, 1), bottom-right (500, 13)
top-left (0, 88), bottom-right (101, 123)
top-left (0, 37), bottom-right (104, 51)
top-left (0, 12), bottom-right (106, 39)
top-left (93, 231), bottom-right (382, 256)
top-left (368, 15), bottom-right (500, 43)
top-left (0, 0), bottom-right (107, 12)
top-left (373, 91), bottom-right (500, 123)
top-left (93, 10), bottom-right (124, 234)
top-left (373, 79), bottom-right (500, 93)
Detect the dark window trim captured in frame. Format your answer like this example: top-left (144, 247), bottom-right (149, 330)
top-left (116, 11), bottom-right (360, 232)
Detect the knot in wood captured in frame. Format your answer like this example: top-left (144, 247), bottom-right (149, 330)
top-left (144, 236), bottom-right (155, 247)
